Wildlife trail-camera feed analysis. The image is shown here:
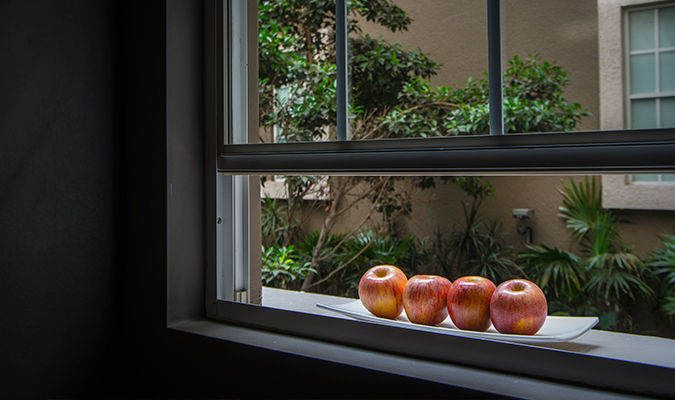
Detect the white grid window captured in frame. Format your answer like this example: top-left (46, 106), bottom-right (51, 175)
top-left (628, 4), bottom-right (675, 183)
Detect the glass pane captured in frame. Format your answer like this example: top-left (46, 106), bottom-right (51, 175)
top-left (630, 53), bottom-right (656, 94)
top-left (631, 98), bottom-right (657, 128)
top-left (662, 97), bottom-right (675, 127)
top-left (663, 174), bottom-right (675, 182)
top-left (630, 9), bottom-right (655, 51)
top-left (501, 0), bottom-right (601, 133)
top-left (659, 6), bottom-right (675, 48)
top-left (633, 174), bottom-right (659, 182)
top-left (659, 51), bottom-right (675, 92)
top-left (258, 2), bottom-right (338, 143)
top-left (350, 0), bottom-right (488, 140)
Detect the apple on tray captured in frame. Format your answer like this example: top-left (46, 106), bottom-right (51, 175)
top-left (490, 278), bottom-right (548, 335)
top-left (447, 276), bottom-right (496, 332)
top-left (358, 265), bottom-right (408, 319)
top-left (402, 275), bottom-right (453, 326)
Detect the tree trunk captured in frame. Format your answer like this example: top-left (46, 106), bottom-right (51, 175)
top-left (300, 178), bottom-right (344, 291)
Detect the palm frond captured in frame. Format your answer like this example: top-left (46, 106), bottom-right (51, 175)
top-left (558, 176), bottom-right (605, 245)
top-left (519, 244), bottom-right (586, 301)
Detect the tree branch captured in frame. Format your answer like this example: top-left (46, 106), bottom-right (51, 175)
top-left (317, 179), bottom-right (389, 262)
top-left (309, 226), bottom-right (386, 289)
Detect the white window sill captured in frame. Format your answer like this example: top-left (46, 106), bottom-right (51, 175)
top-left (173, 288), bottom-right (675, 399)
top-left (603, 175), bottom-right (675, 210)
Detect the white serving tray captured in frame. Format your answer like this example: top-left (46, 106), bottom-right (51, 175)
top-left (317, 299), bottom-right (598, 344)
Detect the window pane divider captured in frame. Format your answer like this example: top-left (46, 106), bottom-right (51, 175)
top-left (218, 129), bottom-right (675, 175)
top-left (487, 0), bottom-right (504, 136)
top-left (335, 0), bottom-right (348, 141)
top-left (630, 91), bottom-right (675, 99)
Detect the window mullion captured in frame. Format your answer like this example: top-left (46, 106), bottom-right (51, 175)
top-left (487, 0), bottom-right (504, 136)
top-left (336, 0), bottom-right (349, 141)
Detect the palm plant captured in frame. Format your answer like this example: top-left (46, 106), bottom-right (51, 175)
top-left (261, 196), bottom-right (297, 248)
top-left (523, 176), bottom-right (654, 331)
top-left (447, 199), bottom-right (520, 284)
top-left (558, 178), bottom-right (653, 303)
top-left (558, 176), bottom-right (603, 242)
top-left (519, 243), bottom-right (586, 301)
top-left (582, 213), bottom-right (653, 302)
top-left (646, 232), bottom-right (675, 320)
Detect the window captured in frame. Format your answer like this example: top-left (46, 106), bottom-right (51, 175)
top-left (204, 1), bottom-right (675, 397)
top-left (601, 0), bottom-right (675, 208)
top-left (627, 4), bottom-right (675, 183)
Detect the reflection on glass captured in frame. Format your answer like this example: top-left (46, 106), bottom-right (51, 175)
top-left (501, 1), bottom-right (596, 134)
top-left (256, 1), bottom-right (671, 143)
top-left (634, 174), bottom-right (675, 182)
top-left (629, 9), bottom-right (655, 51)
top-left (630, 53), bottom-right (656, 94)
top-left (659, 6), bottom-right (675, 48)
top-left (260, 174), bottom-right (675, 337)
top-left (633, 174), bottom-right (660, 182)
top-left (257, 2), bottom-right (338, 143)
top-left (662, 97), bottom-right (675, 127)
top-left (631, 98), bottom-right (657, 129)
top-left (660, 51), bottom-right (675, 93)
top-left (349, 0), bottom-right (489, 139)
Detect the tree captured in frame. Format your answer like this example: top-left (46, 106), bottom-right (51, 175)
top-left (258, 0), bottom-right (590, 292)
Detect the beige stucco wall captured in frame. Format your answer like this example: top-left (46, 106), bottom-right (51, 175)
top-left (292, 0), bottom-right (675, 261)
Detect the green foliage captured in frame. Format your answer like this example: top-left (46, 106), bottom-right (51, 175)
top-left (522, 177), bottom-right (655, 332)
top-left (296, 229), bottom-right (415, 297)
top-left (261, 197), bottom-right (294, 248)
top-left (259, 0), bottom-right (433, 143)
top-left (558, 177), bottom-right (653, 302)
top-left (378, 54), bottom-right (591, 139)
top-left (262, 245), bottom-right (317, 290)
top-left (259, 2), bottom-right (595, 303)
top-left (350, 34), bottom-right (437, 111)
top-left (519, 244), bottom-right (586, 301)
top-left (503, 55), bottom-right (590, 133)
top-left (445, 199), bottom-right (520, 284)
top-left (558, 176), bottom-right (603, 242)
top-left (647, 232), bottom-right (675, 319)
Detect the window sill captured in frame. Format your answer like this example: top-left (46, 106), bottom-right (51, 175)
top-left (603, 175), bottom-right (675, 210)
top-left (175, 289), bottom-right (675, 399)
top-left (260, 288), bottom-right (675, 366)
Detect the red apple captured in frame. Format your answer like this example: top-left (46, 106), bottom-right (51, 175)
top-left (359, 265), bottom-right (408, 319)
top-left (447, 276), bottom-right (496, 332)
top-left (490, 279), bottom-right (548, 335)
top-left (402, 275), bottom-right (452, 326)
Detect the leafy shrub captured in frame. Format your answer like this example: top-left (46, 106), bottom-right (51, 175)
top-left (379, 54), bottom-right (591, 138)
top-left (262, 245), bottom-right (316, 290)
top-left (647, 231), bottom-right (675, 320)
top-left (261, 197), bottom-right (293, 248)
top-left (442, 199), bottom-right (520, 284)
top-left (295, 229), bottom-right (416, 297)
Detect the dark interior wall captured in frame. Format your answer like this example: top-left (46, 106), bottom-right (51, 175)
top-left (0, 0), bottom-right (122, 398)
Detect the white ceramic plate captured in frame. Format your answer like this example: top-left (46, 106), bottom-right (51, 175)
top-left (317, 300), bottom-right (598, 344)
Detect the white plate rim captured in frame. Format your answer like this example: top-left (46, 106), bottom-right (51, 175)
top-left (317, 300), bottom-right (599, 344)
